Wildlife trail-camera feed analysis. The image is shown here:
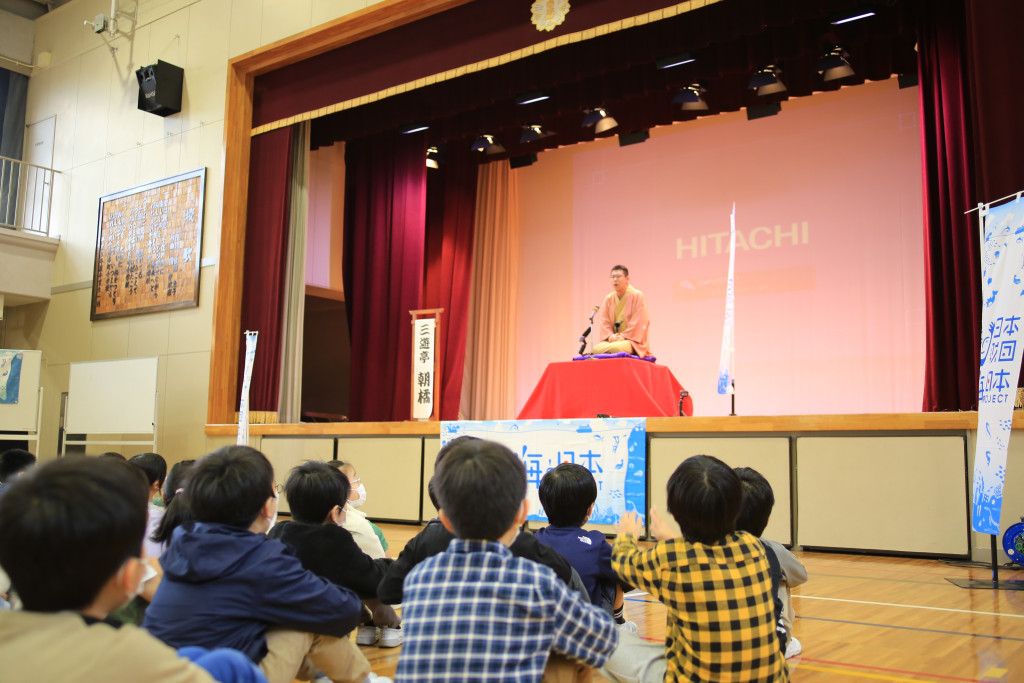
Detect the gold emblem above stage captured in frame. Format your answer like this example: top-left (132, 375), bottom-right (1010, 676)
top-left (531, 0), bottom-right (570, 32)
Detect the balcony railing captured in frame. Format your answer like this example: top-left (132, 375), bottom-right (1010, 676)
top-left (0, 154), bottom-right (59, 237)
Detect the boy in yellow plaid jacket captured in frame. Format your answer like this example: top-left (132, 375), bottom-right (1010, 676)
top-left (603, 455), bottom-right (789, 683)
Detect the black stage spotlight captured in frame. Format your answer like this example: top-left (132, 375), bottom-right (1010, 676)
top-left (618, 129), bottom-right (650, 147)
top-left (817, 46), bottom-right (854, 81)
top-left (672, 83), bottom-right (708, 111)
top-left (520, 124), bottom-right (554, 144)
top-left (426, 146), bottom-right (441, 169)
top-left (748, 65), bottom-right (786, 96)
top-left (582, 108), bottom-right (618, 134)
top-left (471, 134), bottom-right (506, 154)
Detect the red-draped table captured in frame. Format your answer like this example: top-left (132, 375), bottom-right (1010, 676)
top-left (517, 358), bottom-right (693, 419)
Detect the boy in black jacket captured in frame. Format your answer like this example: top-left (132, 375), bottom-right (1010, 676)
top-left (268, 462), bottom-right (401, 647)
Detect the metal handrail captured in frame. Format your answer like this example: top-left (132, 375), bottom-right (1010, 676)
top-left (0, 154), bottom-right (61, 237)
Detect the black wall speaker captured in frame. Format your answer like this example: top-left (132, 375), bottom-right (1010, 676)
top-left (136, 60), bottom-right (183, 117)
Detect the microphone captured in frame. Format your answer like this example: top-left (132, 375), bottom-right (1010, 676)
top-left (589, 305), bottom-right (599, 321)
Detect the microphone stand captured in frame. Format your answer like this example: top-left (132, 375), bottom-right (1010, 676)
top-left (678, 390), bottom-right (689, 416)
top-left (578, 306), bottom-right (599, 355)
top-left (730, 379), bottom-right (737, 416)
top-left (578, 326), bottom-right (591, 355)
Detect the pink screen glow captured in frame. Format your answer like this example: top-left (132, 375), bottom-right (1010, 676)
top-left (516, 78), bottom-right (925, 416)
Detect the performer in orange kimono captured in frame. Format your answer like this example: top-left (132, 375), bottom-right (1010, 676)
top-left (593, 265), bottom-right (651, 357)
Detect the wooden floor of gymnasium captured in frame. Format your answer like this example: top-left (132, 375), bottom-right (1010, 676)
top-left (356, 523), bottom-right (1024, 683)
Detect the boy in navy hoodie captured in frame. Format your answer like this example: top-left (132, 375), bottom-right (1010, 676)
top-left (144, 446), bottom-right (370, 683)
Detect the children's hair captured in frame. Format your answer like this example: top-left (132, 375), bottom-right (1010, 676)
top-left (538, 463), bottom-right (597, 527)
top-left (428, 435), bottom-right (480, 509)
top-left (187, 445), bottom-right (275, 529)
top-left (328, 460), bottom-right (356, 481)
top-left (0, 448), bottom-right (36, 482)
top-left (734, 467), bottom-right (775, 537)
top-left (0, 457), bottom-right (148, 611)
top-left (433, 438), bottom-right (526, 540)
top-left (666, 455), bottom-right (742, 544)
top-left (129, 452), bottom-right (168, 489)
top-left (98, 452), bottom-right (128, 461)
top-left (151, 462), bottom-right (198, 544)
top-left (285, 461), bottom-right (351, 524)
top-left (163, 459), bottom-right (196, 506)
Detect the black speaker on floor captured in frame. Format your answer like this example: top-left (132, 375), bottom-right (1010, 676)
top-left (136, 60), bottom-right (183, 117)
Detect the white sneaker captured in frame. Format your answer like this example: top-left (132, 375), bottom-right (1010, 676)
top-left (618, 620), bottom-right (638, 634)
top-left (356, 625), bottom-right (380, 646)
top-left (379, 626), bottom-right (403, 648)
top-left (785, 636), bottom-right (802, 659)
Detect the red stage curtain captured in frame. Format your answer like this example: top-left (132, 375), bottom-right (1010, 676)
top-left (238, 127), bottom-right (294, 411)
top-left (964, 1), bottom-right (1024, 204)
top-left (918, 1), bottom-right (980, 411)
top-left (343, 133), bottom-right (428, 422)
top-left (964, 1), bottom-right (1024, 389)
top-left (424, 151), bottom-right (478, 420)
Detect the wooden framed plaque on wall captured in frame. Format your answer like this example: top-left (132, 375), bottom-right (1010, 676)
top-left (91, 168), bottom-right (206, 321)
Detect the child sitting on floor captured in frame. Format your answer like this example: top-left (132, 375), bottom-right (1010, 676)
top-left (267, 461), bottom-right (402, 648)
top-left (143, 445), bottom-right (374, 683)
top-left (734, 466), bottom-right (808, 659)
top-left (330, 461), bottom-right (389, 559)
top-left (605, 455), bottom-right (789, 683)
top-left (0, 456), bottom-right (266, 683)
top-left (395, 438), bottom-right (618, 683)
top-left (535, 462), bottom-right (636, 631)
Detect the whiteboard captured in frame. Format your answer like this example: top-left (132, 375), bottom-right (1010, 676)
top-left (0, 350), bottom-right (42, 432)
top-left (66, 357), bottom-right (158, 434)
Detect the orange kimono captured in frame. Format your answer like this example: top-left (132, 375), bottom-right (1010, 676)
top-left (595, 285), bottom-right (651, 357)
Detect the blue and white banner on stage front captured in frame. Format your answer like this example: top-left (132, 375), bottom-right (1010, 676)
top-left (973, 196), bottom-right (1024, 535)
top-left (441, 418), bottom-right (646, 525)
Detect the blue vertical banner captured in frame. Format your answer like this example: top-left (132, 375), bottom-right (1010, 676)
top-left (973, 196), bottom-right (1024, 535)
top-left (717, 204), bottom-right (736, 394)
top-left (441, 418), bottom-right (646, 524)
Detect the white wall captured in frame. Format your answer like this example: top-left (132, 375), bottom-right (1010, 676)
top-left (3, 0), bottom-right (383, 463)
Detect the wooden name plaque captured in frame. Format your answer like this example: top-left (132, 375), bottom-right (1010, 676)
top-left (91, 168), bottom-right (206, 320)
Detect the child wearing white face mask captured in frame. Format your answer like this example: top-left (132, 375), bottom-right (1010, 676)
top-left (329, 462), bottom-right (389, 560)
top-left (268, 462), bottom-right (402, 652)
